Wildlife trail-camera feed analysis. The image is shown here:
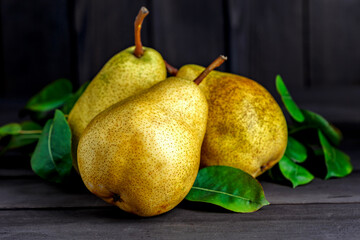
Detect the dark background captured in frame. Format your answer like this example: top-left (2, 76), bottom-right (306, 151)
top-left (1, 0), bottom-right (360, 126)
top-left (1, 2), bottom-right (360, 237)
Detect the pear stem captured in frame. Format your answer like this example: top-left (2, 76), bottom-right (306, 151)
top-left (134, 7), bottom-right (149, 58)
top-left (193, 55), bottom-right (227, 85)
top-left (164, 60), bottom-right (178, 76)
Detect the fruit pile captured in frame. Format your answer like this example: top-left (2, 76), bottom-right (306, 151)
top-left (0, 7), bottom-right (352, 217)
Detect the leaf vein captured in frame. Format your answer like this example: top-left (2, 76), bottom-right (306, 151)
top-left (191, 186), bottom-right (254, 203)
top-left (47, 122), bottom-right (55, 167)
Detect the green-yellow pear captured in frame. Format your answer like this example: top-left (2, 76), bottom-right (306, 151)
top-left (77, 56), bottom-right (226, 217)
top-left (176, 64), bottom-right (287, 177)
top-left (68, 7), bottom-right (167, 171)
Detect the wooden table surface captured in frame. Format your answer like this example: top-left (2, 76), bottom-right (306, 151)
top-left (0, 140), bottom-right (359, 240)
top-left (1, 106), bottom-right (360, 239)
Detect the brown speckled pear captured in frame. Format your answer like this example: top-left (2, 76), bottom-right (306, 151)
top-left (77, 80), bottom-right (207, 217)
top-left (68, 7), bottom-right (166, 171)
top-left (77, 56), bottom-right (225, 217)
top-left (176, 65), bottom-right (288, 177)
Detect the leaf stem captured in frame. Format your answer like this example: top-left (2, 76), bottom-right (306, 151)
top-left (19, 130), bottom-right (42, 134)
top-left (133, 7), bottom-right (149, 58)
top-left (288, 125), bottom-right (312, 134)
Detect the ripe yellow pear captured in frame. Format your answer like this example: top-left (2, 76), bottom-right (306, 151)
top-left (68, 7), bottom-right (167, 171)
top-left (177, 65), bottom-right (287, 177)
top-left (77, 56), bottom-right (226, 217)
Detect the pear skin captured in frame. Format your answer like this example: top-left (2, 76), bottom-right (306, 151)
top-left (177, 65), bottom-right (288, 177)
top-left (77, 56), bottom-right (226, 217)
top-left (77, 78), bottom-right (208, 217)
top-left (68, 47), bottom-right (166, 170)
top-left (68, 8), bottom-right (166, 171)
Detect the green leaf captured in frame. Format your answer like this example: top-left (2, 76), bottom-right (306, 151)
top-left (279, 155), bottom-right (314, 188)
top-left (0, 123), bottom-right (22, 137)
top-left (25, 79), bottom-right (73, 112)
top-left (185, 166), bottom-right (269, 212)
top-left (318, 130), bottom-right (352, 179)
top-left (301, 110), bottom-right (342, 146)
top-left (275, 75), bottom-right (305, 122)
top-left (31, 110), bottom-right (72, 183)
top-left (313, 147), bottom-right (324, 156)
top-left (5, 121), bottom-right (42, 150)
top-left (285, 136), bottom-right (307, 163)
top-left (62, 81), bottom-right (89, 114)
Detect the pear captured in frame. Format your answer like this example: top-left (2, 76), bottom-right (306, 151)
top-left (177, 65), bottom-right (287, 177)
top-left (68, 7), bottom-right (167, 171)
top-left (77, 56), bottom-right (226, 217)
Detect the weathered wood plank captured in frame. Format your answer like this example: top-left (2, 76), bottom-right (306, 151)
top-left (0, 100), bottom-right (26, 125)
top-left (295, 0), bottom-right (360, 124)
top-left (0, 170), bottom-right (359, 209)
top-left (0, 0), bottom-right (72, 99)
top-left (289, 86), bottom-right (360, 124)
top-left (151, 0), bottom-right (226, 71)
top-left (1, 204), bottom-right (360, 239)
top-left (262, 146), bottom-right (360, 205)
top-left (228, 0), bottom-right (304, 94)
top-left (0, 3), bottom-right (4, 96)
top-left (74, 0), bottom-right (149, 85)
top-left (309, 0), bottom-right (360, 87)
top-left (0, 172), bottom-right (108, 209)
top-left (226, 0), bottom-right (251, 76)
top-left (263, 171), bottom-right (360, 205)
top-left (0, 147), bottom-right (358, 209)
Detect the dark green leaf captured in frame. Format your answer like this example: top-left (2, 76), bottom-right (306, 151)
top-left (285, 136), bottom-right (307, 163)
top-left (31, 110), bottom-right (72, 183)
top-left (5, 121), bottom-right (42, 150)
top-left (185, 166), bottom-right (269, 212)
top-left (312, 146), bottom-right (324, 157)
top-left (25, 79), bottom-right (73, 112)
top-left (275, 75), bottom-right (304, 122)
top-left (62, 81), bottom-right (89, 114)
top-left (301, 110), bottom-right (342, 146)
top-left (279, 155), bottom-right (314, 188)
top-left (0, 123), bottom-right (21, 137)
top-left (318, 130), bottom-right (352, 179)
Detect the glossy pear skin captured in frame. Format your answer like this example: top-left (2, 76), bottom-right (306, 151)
top-left (177, 65), bottom-right (287, 177)
top-left (68, 46), bottom-right (166, 171)
top-left (77, 78), bottom-right (208, 217)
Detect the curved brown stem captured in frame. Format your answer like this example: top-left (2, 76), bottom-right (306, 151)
top-left (134, 7), bottom-right (149, 58)
top-left (164, 60), bottom-right (178, 76)
top-left (194, 55), bottom-right (227, 85)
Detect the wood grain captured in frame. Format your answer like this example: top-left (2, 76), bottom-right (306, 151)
top-left (0, 0), bottom-right (359, 123)
top-left (0, 116), bottom-right (359, 239)
top-left (309, 0), bottom-right (360, 87)
top-left (0, 3), bottom-right (360, 238)
top-left (0, 148), bottom-right (358, 209)
top-left (226, 0), bottom-right (251, 76)
top-left (151, 0), bottom-right (226, 71)
top-left (230, 0), bottom-right (305, 94)
top-left (0, 0), bottom-right (72, 99)
top-left (1, 204), bottom-right (360, 239)
top-left (74, 0), bottom-right (149, 85)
